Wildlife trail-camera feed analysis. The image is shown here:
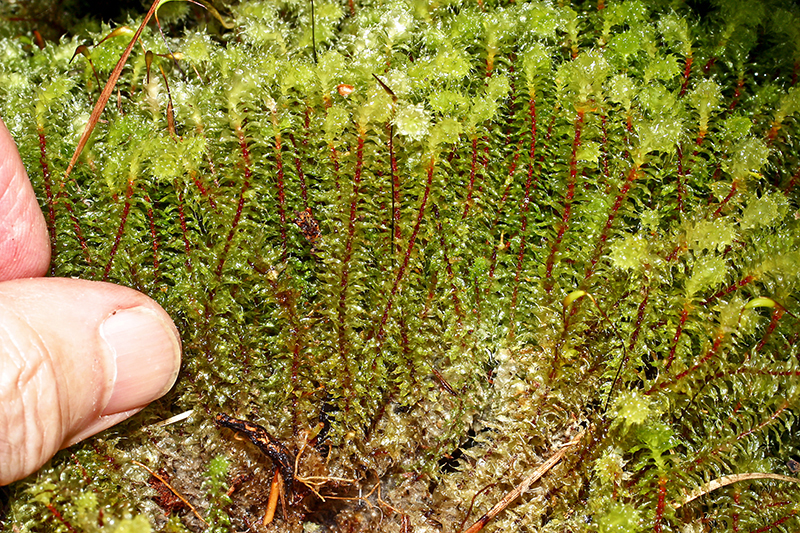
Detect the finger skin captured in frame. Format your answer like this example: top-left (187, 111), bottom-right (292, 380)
top-left (0, 278), bottom-right (181, 485)
top-left (0, 118), bottom-right (50, 281)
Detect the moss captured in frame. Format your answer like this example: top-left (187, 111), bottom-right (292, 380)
top-left (1, 0), bottom-right (800, 531)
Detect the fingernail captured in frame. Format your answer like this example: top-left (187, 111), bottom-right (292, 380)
top-left (100, 306), bottom-right (181, 416)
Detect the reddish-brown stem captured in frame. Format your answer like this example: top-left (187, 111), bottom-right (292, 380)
top-left (102, 180), bottom-right (134, 281)
top-left (288, 130), bottom-right (309, 209)
top-left (654, 477), bottom-right (667, 533)
top-left (63, 0), bottom-right (161, 183)
top-left (485, 139), bottom-right (523, 282)
top-left (144, 195), bottom-right (159, 272)
top-left (751, 513), bottom-right (797, 533)
top-left (676, 145), bottom-right (686, 213)
top-left (600, 113), bottom-right (609, 183)
top-left (335, 130), bottom-right (366, 408)
top-left (176, 188), bottom-right (193, 271)
top-left (649, 327), bottom-right (725, 394)
top-left (728, 78), bottom-right (745, 112)
top-left (376, 154), bottom-right (436, 343)
top-left (679, 55), bottom-right (693, 97)
top-left (462, 136), bottom-right (479, 219)
top-left (389, 123), bottom-right (401, 256)
top-left (755, 307), bottom-right (785, 353)
top-left (57, 192), bottom-right (91, 264)
top-left (510, 98), bottom-right (543, 320)
top-left (665, 303), bottom-right (690, 371)
top-left (704, 274), bottom-right (754, 305)
top-left (190, 171), bottom-right (216, 209)
top-left (544, 107), bottom-right (582, 288)
top-left (276, 289), bottom-right (303, 435)
top-left (434, 204), bottom-right (464, 325)
top-left (629, 287), bottom-right (649, 351)
top-left (329, 143), bottom-right (341, 193)
top-left (713, 181), bottom-right (738, 217)
top-left (783, 164), bottom-right (800, 193)
top-left (273, 128), bottom-right (288, 257)
top-left (215, 126), bottom-right (251, 278)
top-left (46, 504), bottom-right (77, 533)
top-left (736, 400), bottom-right (789, 442)
top-left (584, 163), bottom-right (640, 281)
top-left (37, 127), bottom-right (56, 247)
top-left (693, 129), bottom-right (707, 157)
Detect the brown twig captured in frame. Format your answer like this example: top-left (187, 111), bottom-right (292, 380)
top-left (63, 0), bottom-right (161, 183)
top-left (460, 429), bottom-right (586, 533)
top-left (132, 461), bottom-right (208, 525)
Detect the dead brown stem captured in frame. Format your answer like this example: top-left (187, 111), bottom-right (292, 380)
top-left (63, 0), bottom-right (160, 183)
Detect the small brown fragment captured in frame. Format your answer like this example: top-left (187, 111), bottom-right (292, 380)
top-left (148, 468), bottom-right (187, 515)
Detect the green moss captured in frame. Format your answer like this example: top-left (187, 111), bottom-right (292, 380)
top-left (1, 0), bottom-right (800, 532)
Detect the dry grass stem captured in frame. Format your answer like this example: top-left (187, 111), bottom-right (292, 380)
top-left (674, 472), bottom-right (800, 509)
top-left (460, 429), bottom-right (586, 533)
top-left (132, 461), bottom-right (208, 525)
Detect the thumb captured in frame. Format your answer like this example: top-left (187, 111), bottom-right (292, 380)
top-left (0, 278), bottom-right (181, 485)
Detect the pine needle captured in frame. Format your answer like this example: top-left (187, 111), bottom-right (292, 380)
top-left (674, 472), bottom-right (800, 509)
top-left (63, 0), bottom-right (161, 183)
top-left (460, 429), bottom-right (586, 533)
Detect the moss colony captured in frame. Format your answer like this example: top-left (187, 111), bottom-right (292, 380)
top-left (2, 0), bottom-right (800, 531)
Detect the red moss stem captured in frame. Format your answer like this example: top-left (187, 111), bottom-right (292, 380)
top-left (703, 56), bottom-right (716, 74)
top-left (389, 124), bottom-right (401, 257)
top-left (654, 477), bottom-right (667, 533)
top-left (144, 195), bottom-right (159, 272)
top-left (37, 127), bottom-right (57, 248)
top-left (335, 130), bottom-right (366, 407)
top-left (102, 180), bottom-right (134, 281)
top-left (486, 139), bottom-right (522, 281)
top-left (190, 170), bottom-right (216, 209)
top-left (704, 274), bottom-right (754, 304)
top-left (728, 77), bottom-right (745, 112)
top-left (45, 504), bottom-right (77, 533)
top-left (176, 188), bottom-right (193, 271)
top-left (434, 204), bottom-right (464, 325)
top-left (329, 143), bottom-right (341, 194)
top-left (543, 108), bottom-right (582, 289)
top-left (736, 399), bottom-right (789, 442)
top-left (665, 303), bottom-right (690, 371)
top-left (629, 286), bottom-right (649, 351)
top-left (462, 135), bottom-right (479, 219)
top-left (676, 145), bottom-right (686, 213)
top-left (650, 327), bottom-right (724, 394)
top-left (679, 55), bottom-right (693, 97)
top-left (273, 128), bottom-right (288, 257)
top-left (585, 162), bottom-right (640, 281)
top-left (713, 181), bottom-right (738, 217)
top-left (600, 113), bottom-right (609, 183)
top-left (376, 154), bottom-right (436, 343)
top-left (510, 97), bottom-right (543, 319)
top-left (215, 126), bottom-right (251, 278)
top-left (755, 307), bottom-right (785, 353)
top-left (57, 193), bottom-right (91, 264)
top-left (783, 164), bottom-right (800, 193)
